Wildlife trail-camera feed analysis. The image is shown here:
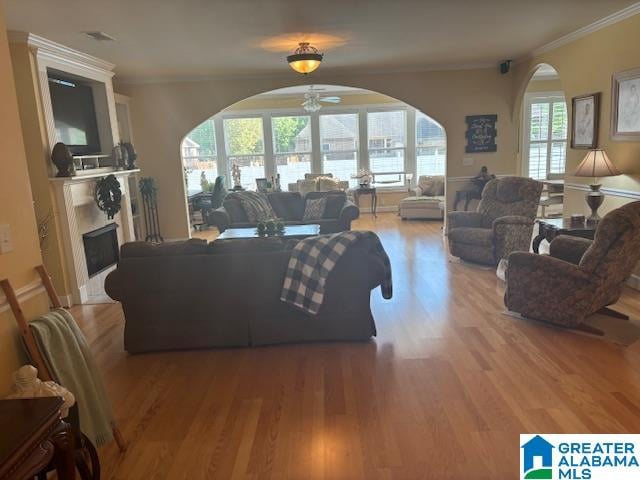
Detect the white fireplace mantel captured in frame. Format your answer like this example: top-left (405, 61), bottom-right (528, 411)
top-left (50, 169), bottom-right (140, 305)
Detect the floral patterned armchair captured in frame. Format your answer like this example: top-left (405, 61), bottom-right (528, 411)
top-left (505, 201), bottom-right (640, 327)
top-left (447, 176), bottom-right (543, 265)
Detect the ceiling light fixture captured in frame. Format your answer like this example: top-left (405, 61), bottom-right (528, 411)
top-left (287, 42), bottom-right (323, 74)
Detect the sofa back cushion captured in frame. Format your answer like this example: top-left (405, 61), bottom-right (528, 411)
top-left (317, 176), bottom-right (343, 192)
top-left (267, 191), bottom-right (304, 220)
top-left (222, 197), bottom-right (249, 223)
top-left (296, 179), bottom-right (317, 196)
top-left (418, 175), bottom-right (445, 196)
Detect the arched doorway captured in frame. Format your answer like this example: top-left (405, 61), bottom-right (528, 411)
top-left (181, 84), bottom-right (446, 232)
top-left (519, 64), bottom-right (567, 218)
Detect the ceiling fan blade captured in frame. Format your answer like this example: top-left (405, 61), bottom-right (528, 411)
top-left (320, 97), bottom-right (341, 103)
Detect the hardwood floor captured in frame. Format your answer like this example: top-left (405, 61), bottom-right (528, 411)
top-left (73, 213), bottom-right (640, 479)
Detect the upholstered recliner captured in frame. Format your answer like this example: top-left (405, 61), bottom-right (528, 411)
top-left (447, 176), bottom-right (543, 265)
top-left (505, 201), bottom-right (640, 327)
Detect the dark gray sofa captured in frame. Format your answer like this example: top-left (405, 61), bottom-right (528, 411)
top-left (104, 238), bottom-right (384, 353)
top-left (207, 191), bottom-right (359, 233)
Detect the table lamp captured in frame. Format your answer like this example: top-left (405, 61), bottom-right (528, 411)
top-left (573, 149), bottom-right (620, 223)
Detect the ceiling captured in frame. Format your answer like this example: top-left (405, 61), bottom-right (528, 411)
top-left (3, 0), bottom-right (638, 82)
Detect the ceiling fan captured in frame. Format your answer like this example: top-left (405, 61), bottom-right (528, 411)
top-left (302, 86), bottom-right (341, 112)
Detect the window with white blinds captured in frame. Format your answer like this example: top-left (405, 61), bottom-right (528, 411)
top-left (524, 94), bottom-right (567, 180)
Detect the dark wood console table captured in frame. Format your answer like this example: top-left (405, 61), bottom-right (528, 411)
top-left (532, 218), bottom-right (596, 254)
top-left (0, 397), bottom-right (76, 480)
top-left (354, 187), bottom-right (377, 217)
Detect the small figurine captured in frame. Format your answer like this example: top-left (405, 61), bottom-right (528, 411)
top-left (231, 164), bottom-right (242, 190)
top-left (7, 365), bottom-right (75, 418)
top-left (51, 142), bottom-right (75, 177)
top-left (471, 166), bottom-right (495, 194)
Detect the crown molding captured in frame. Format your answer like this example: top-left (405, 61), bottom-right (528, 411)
top-left (8, 31), bottom-right (116, 75)
top-left (531, 2), bottom-right (640, 57)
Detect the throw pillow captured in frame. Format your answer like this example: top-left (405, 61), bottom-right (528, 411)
top-left (317, 176), bottom-right (342, 192)
top-left (303, 197), bottom-right (327, 221)
top-left (234, 191), bottom-right (276, 222)
top-left (418, 175), bottom-right (445, 196)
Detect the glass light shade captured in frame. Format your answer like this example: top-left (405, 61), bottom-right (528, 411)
top-left (574, 149), bottom-right (620, 178)
top-left (287, 57), bottom-right (322, 74)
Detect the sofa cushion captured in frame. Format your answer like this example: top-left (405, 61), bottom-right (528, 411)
top-left (267, 192), bottom-right (304, 220)
top-left (222, 197), bottom-right (249, 223)
top-left (448, 227), bottom-right (494, 247)
top-left (234, 191), bottom-right (276, 222)
top-left (303, 197), bottom-right (327, 221)
top-left (121, 239), bottom-right (208, 258)
top-left (323, 194), bottom-right (347, 219)
top-left (418, 175), bottom-right (445, 196)
top-left (208, 238), bottom-right (286, 254)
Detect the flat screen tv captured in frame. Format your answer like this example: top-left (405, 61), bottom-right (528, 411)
top-left (49, 76), bottom-right (102, 156)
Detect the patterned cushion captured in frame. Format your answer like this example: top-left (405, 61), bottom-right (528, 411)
top-left (302, 197), bottom-right (327, 221)
top-left (233, 191), bottom-right (276, 222)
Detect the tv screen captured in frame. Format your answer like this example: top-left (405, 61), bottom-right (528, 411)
top-left (49, 76), bottom-right (101, 156)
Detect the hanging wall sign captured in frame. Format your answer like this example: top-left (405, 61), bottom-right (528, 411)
top-left (465, 114), bottom-right (497, 153)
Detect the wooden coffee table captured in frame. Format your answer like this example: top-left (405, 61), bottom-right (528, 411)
top-left (532, 217), bottom-right (596, 254)
top-left (216, 224), bottom-right (320, 241)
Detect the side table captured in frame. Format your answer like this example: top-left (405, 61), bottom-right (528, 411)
top-left (532, 218), bottom-right (596, 254)
top-left (0, 397), bottom-right (75, 480)
top-left (354, 187), bottom-right (377, 217)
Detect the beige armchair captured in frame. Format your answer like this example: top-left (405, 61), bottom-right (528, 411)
top-left (447, 176), bottom-right (542, 265)
top-left (504, 201), bottom-right (640, 328)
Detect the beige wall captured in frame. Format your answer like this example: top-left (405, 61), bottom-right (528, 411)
top-left (117, 67), bottom-right (518, 238)
top-left (525, 78), bottom-right (563, 94)
top-left (0, 8), bottom-right (48, 394)
top-left (513, 13), bottom-right (640, 208)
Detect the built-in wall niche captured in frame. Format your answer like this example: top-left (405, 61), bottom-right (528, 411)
top-left (47, 68), bottom-right (115, 171)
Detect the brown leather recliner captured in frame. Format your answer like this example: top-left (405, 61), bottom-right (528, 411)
top-left (505, 201), bottom-right (640, 327)
top-left (447, 176), bottom-right (543, 265)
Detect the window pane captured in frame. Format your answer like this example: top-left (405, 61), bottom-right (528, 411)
top-left (223, 117), bottom-right (264, 155)
top-left (182, 119), bottom-right (217, 196)
top-left (550, 142), bottom-right (566, 174)
top-left (530, 103), bottom-right (549, 141)
top-left (276, 153), bottom-right (311, 189)
top-left (528, 143), bottom-right (547, 180)
top-left (320, 113), bottom-right (358, 184)
top-left (368, 111), bottom-right (406, 149)
top-left (551, 101), bottom-right (568, 140)
top-left (227, 155), bottom-right (265, 190)
top-left (416, 113), bottom-right (446, 177)
top-left (272, 116), bottom-right (311, 153)
top-left (370, 149), bottom-right (404, 173)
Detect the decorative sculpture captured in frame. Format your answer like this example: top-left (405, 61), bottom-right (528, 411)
top-left (139, 177), bottom-right (164, 243)
top-left (51, 142), bottom-right (75, 177)
top-left (122, 142), bottom-right (138, 170)
top-left (231, 164), bottom-right (242, 190)
top-left (7, 365), bottom-right (75, 418)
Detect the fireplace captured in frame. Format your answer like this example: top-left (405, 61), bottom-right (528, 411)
top-left (83, 223), bottom-right (119, 277)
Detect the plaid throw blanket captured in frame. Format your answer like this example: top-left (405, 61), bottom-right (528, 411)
top-left (281, 231), bottom-right (392, 315)
top-left (232, 191), bottom-right (275, 222)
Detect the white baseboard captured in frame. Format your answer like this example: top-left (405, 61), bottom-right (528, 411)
top-left (627, 274), bottom-right (640, 291)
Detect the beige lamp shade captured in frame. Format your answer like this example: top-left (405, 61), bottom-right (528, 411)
top-left (573, 149), bottom-right (620, 178)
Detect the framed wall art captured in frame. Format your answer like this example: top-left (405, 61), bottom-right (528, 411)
top-left (611, 67), bottom-right (640, 141)
top-left (571, 92), bottom-right (600, 149)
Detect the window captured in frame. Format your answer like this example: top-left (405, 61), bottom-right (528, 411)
top-left (182, 119), bottom-right (217, 196)
top-left (524, 95), bottom-right (567, 180)
top-left (320, 113), bottom-right (359, 185)
top-left (272, 115), bottom-right (312, 188)
top-left (416, 112), bottom-right (446, 177)
top-left (368, 110), bottom-right (406, 186)
top-left (223, 117), bottom-right (265, 190)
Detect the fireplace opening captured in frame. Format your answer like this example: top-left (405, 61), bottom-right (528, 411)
top-left (83, 223), bottom-right (119, 277)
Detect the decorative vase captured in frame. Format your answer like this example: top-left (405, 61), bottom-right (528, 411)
top-left (585, 184), bottom-right (604, 224)
top-left (51, 142), bottom-right (75, 177)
